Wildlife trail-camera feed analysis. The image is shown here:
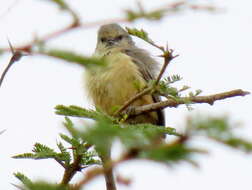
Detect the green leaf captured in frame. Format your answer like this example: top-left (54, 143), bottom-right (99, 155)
top-left (13, 144), bottom-right (59, 160)
top-left (55, 105), bottom-right (94, 118)
top-left (63, 117), bottom-right (80, 139)
top-left (14, 172), bottom-right (32, 186)
top-left (59, 133), bottom-right (81, 148)
top-left (225, 137), bottom-right (252, 152)
top-left (126, 27), bottom-right (153, 43)
top-left (55, 105), bottom-right (115, 122)
top-left (12, 153), bottom-right (36, 159)
top-left (14, 173), bottom-right (69, 190)
top-left (81, 116), bottom-right (179, 155)
top-left (119, 124), bottom-right (179, 149)
top-left (125, 9), bottom-right (165, 21)
top-left (195, 89), bottom-right (202, 96)
top-left (32, 143), bottom-right (57, 159)
top-left (159, 81), bottom-right (179, 97)
top-left (164, 75), bottom-right (182, 84)
top-left (42, 49), bottom-right (106, 67)
top-left (125, 9), bottom-right (141, 21)
top-left (80, 151), bottom-right (101, 166)
top-left (139, 144), bottom-right (200, 164)
top-left (81, 118), bottom-right (118, 156)
top-left (23, 181), bottom-right (68, 190)
top-left (190, 116), bottom-right (232, 138)
top-left (146, 10), bottom-right (166, 20)
top-left (56, 142), bottom-right (71, 164)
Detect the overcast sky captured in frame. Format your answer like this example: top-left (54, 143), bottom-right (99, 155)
top-left (0, 0), bottom-right (252, 190)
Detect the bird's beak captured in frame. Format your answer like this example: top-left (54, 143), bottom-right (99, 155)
top-left (106, 39), bottom-right (117, 46)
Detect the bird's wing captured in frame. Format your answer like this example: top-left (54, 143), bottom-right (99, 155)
top-left (122, 48), bottom-right (165, 126)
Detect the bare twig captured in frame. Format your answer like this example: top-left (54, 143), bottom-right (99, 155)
top-left (128, 89), bottom-right (250, 116)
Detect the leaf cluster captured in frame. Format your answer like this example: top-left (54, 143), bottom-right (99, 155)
top-left (14, 104), bottom-right (252, 189)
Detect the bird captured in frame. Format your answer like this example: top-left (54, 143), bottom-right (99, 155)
top-left (86, 23), bottom-right (164, 126)
top-left (85, 23), bottom-right (165, 190)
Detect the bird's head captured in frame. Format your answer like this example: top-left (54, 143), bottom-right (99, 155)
top-left (96, 24), bottom-right (134, 50)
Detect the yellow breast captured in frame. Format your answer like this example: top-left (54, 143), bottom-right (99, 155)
top-left (86, 51), bottom-right (146, 114)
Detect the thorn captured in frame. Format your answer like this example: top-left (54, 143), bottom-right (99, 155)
top-left (7, 37), bottom-right (15, 54)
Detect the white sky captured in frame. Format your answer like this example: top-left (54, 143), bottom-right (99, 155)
top-left (0, 0), bottom-right (252, 190)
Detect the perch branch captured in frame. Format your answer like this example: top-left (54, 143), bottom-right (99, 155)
top-left (128, 89), bottom-right (250, 116)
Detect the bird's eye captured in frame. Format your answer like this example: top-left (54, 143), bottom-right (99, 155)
top-left (101, 37), bottom-right (106, 43)
top-left (115, 35), bottom-right (123, 41)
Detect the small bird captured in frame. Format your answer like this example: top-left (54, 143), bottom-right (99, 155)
top-left (86, 23), bottom-right (164, 126)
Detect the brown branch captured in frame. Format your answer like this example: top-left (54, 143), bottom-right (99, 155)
top-left (127, 89), bottom-right (250, 116)
top-left (61, 155), bottom-right (82, 185)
